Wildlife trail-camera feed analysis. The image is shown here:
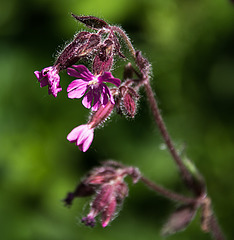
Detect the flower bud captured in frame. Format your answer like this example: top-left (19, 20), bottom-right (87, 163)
top-left (55, 32), bottom-right (91, 70)
top-left (119, 86), bottom-right (139, 118)
top-left (135, 50), bottom-right (151, 77)
top-left (72, 14), bottom-right (109, 30)
top-left (55, 32), bottom-right (101, 70)
top-left (93, 39), bottom-right (114, 75)
top-left (88, 100), bottom-right (115, 128)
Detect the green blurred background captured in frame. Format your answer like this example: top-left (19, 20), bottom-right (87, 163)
top-left (0, 0), bottom-right (234, 239)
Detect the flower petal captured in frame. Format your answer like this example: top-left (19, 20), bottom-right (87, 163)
top-left (67, 80), bottom-right (88, 99)
top-left (68, 65), bottom-right (94, 80)
top-left (67, 125), bottom-right (85, 142)
top-left (91, 92), bottom-right (101, 111)
top-left (98, 72), bottom-right (121, 87)
top-left (79, 129), bottom-right (94, 152)
top-left (100, 84), bottom-right (111, 106)
top-left (82, 90), bottom-right (93, 109)
top-left (34, 66), bottom-right (61, 97)
top-left (34, 71), bottom-right (43, 80)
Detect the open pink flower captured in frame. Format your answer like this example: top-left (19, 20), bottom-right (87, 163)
top-left (67, 65), bottom-right (121, 111)
top-left (34, 66), bottom-right (62, 97)
top-left (67, 124), bottom-right (94, 152)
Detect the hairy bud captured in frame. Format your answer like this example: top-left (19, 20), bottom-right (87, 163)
top-left (118, 85), bottom-right (139, 118)
top-left (72, 14), bottom-right (109, 30)
top-left (93, 39), bottom-right (114, 75)
top-left (135, 50), bottom-right (151, 77)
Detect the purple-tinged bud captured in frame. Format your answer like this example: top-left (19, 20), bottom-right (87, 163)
top-left (93, 39), bottom-right (114, 75)
top-left (78, 34), bottom-right (101, 57)
top-left (55, 32), bottom-right (101, 71)
top-left (109, 29), bottom-right (125, 58)
top-left (135, 50), bottom-right (151, 77)
top-left (123, 62), bottom-right (134, 80)
top-left (162, 204), bottom-right (198, 236)
top-left (72, 14), bottom-right (109, 30)
top-left (88, 100), bottom-right (115, 128)
top-left (123, 91), bottom-right (137, 118)
top-left (118, 85), bottom-right (139, 118)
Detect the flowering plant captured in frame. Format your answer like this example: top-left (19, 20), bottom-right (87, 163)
top-left (34, 15), bottom-right (225, 239)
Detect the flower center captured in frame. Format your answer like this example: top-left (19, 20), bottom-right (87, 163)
top-left (88, 76), bottom-right (99, 87)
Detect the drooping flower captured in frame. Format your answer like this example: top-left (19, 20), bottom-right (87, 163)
top-left (67, 124), bottom-right (94, 152)
top-left (63, 161), bottom-right (141, 227)
top-left (34, 66), bottom-right (62, 97)
top-left (67, 65), bottom-right (121, 111)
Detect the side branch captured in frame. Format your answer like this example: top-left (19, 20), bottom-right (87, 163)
top-left (140, 176), bottom-right (197, 205)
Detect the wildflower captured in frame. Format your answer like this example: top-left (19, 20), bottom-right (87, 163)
top-left (67, 124), bottom-right (94, 152)
top-left (63, 161), bottom-right (141, 227)
top-left (34, 66), bottom-right (62, 97)
top-left (67, 65), bottom-right (121, 111)
top-left (67, 101), bottom-right (115, 152)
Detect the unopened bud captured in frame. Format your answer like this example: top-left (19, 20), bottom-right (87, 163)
top-left (55, 32), bottom-right (91, 70)
top-left (78, 34), bottom-right (101, 56)
top-left (72, 14), bottom-right (109, 30)
top-left (135, 50), bottom-right (151, 77)
top-left (93, 39), bottom-right (114, 75)
top-left (119, 86), bottom-right (139, 118)
top-left (88, 100), bottom-right (115, 128)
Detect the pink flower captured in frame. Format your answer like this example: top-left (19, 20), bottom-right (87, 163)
top-left (34, 66), bottom-right (62, 97)
top-left (67, 124), bottom-right (94, 152)
top-left (67, 65), bottom-right (121, 111)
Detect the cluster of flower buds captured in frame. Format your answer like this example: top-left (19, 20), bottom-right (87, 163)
top-left (63, 161), bottom-right (141, 227)
top-left (34, 15), bottom-right (144, 152)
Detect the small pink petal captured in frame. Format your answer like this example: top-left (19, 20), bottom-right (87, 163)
top-left (80, 129), bottom-right (94, 152)
top-left (67, 80), bottom-right (88, 99)
top-left (91, 91), bottom-right (101, 111)
top-left (67, 80), bottom-right (87, 92)
top-left (69, 65), bottom-right (94, 80)
top-left (34, 71), bottom-right (42, 80)
top-left (98, 72), bottom-right (121, 86)
top-left (82, 91), bottom-right (93, 109)
top-left (67, 125), bottom-right (84, 142)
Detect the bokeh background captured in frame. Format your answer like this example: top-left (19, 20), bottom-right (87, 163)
top-left (1, 0), bottom-right (234, 239)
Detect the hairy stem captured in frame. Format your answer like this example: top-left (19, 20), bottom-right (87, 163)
top-left (111, 26), bottom-right (136, 58)
top-left (209, 215), bottom-right (226, 240)
top-left (143, 79), bottom-right (196, 193)
top-left (140, 176), bottom-right (197, 205)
